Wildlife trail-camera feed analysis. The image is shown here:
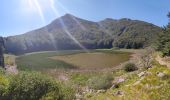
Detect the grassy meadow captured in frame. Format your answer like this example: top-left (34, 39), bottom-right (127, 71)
top-left (50, 52), bottom-right (130, 69)
top-left (16, 49), bottom-right (132, 71)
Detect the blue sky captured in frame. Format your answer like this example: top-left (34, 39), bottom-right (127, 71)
top-left (1, 0), bottom-right (170, 37)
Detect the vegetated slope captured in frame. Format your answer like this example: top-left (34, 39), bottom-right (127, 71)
top-left (4, 14), bottom-right (161, 54)
top-left (83, 60), bottom-right (170, 100)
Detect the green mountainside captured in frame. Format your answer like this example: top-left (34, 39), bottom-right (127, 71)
top-left (4, 14), bottom-right (161, 54)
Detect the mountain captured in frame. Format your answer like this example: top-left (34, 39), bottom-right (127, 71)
top-left (4, 14), bottom-right (161, 54)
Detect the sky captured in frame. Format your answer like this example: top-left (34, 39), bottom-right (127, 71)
top-left (1, 0), bottom-right (170, 37)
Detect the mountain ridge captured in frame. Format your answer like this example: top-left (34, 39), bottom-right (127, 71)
top-left (4, 14), bottom-right (162, 54)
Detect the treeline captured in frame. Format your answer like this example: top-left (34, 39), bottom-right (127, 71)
top-left (156, 12), bottom-right (170, 56)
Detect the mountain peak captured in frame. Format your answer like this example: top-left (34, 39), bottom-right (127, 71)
top-left (61, 13), bottom-right (76, 19)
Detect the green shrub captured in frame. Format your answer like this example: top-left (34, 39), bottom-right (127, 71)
top-left (87, 74), bottom-right (113, 90)
top-left (3, 71), bottom-right (61, 100)
top-left (0, 67), bottom-right (5, 75)
top-left (0, 70), bottom-right (76, 100)
top-left (123, 63), bottom-right (138, 72)
top-left (0, 75), bottom-right (9, 99)
top-left (59, 84), bottom-right (75, 100)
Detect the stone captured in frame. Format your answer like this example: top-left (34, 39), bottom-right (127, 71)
top-left (111, 84), bottom-right (119, 89)
top-left (97, 90), bottom-right (106, 93)
top-left (110, 84), bottom-right (115, 89)
top-left (133, 80), bottom-right (141, 85)
top-left (89, 89), bottom-right (96, 93)
top-left (145, 71), bottom-right (152, 76)
top-left (114, 90), bottom-right (124, 96)
top-left (114, 77), bottom-right (126, 84)
top-left (156, 72), bottom-right (165, 77)
top-left (138, 71), bottom-right (145, 77)
top-left (75, 93), bottom-right (82, 99)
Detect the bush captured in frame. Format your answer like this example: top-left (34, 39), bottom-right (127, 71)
top-left (123, 63), bottom-right (138, 72)
top-left (0, 75), bottom-right (9, 99)
top-left (0, 67), bottom-right (5, 74)
top-left (0, 69), bottom-right (76, 99)
top-left (2, 71), bottom-right (61, 100)
top-left (59, 84), bottom-right (75, 100)
top-left (87, 74), bottom-right (113, 90)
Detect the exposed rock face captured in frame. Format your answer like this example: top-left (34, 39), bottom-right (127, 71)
top-left (0, 37), bottom-right (4, 68)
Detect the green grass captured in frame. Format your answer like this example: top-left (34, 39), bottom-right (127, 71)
top-left (16, 50), bottom-right (84, 71)
top-left (16, 49), bottom-right (131, 71)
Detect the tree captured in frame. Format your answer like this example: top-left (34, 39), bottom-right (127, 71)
top-left (156, 12), bottom-right (170, 56)
top-left (139, 47), bottom-right (154, 69)
top-left (0, 37), bottom-right (4, 68)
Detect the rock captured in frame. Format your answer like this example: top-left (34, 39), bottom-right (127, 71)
top-left (82, 86), bottom-right (90, 92)
top-left (114, 90), bottom-right (124, 96)
top-left (138, 71), bottom-right (145, 77)
top-left (111, 84), bottom-right (119, 89)
top-left (75, 93), bottom-right (82, 99)
top-left (133, 80), bottom-right (141, 85)
top-left (114, 77), bottom-right (126, 84)
top-left (89, 89), bottom-right (96, 93)
top-left (156, 72), bottom-right (165, 77)
top-left (111, 84), bottom-right (115, 89)
top-left (117, 78), bottom-right (125, 83)
top-left (138, 71), bottom-right (152, 78)
top-left (144, 84), bottom-right (150, 88)
top-left (97, 90), bottom-right (106, 93)
top-left (145, 72), bottom-right (152, 76)
top-left (139, 77), bottom-right (145, 81)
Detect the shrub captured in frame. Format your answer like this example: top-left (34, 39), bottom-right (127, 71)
top-left (123, 63), bottom-right (138, 72)
top-left (87, 74), bottom-right (113, 90)
top-left (59, 84), bottom-right (75, 100)
top-left (3, 71), bottom-right (61, 100)
top-left (0, 75), bottom-right (9, 99)
top-left (0, 67), bottom-right (5, 74)
top-left (0, 71), bottom-right (76, 100)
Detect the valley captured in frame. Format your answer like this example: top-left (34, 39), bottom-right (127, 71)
top-left (1, 0), bottom-right (170, 99)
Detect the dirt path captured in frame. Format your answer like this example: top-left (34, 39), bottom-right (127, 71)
top-left (156, 55), bottom-right (170, 68)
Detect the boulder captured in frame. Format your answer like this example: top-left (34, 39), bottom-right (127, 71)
top-left (156, 72), bottom-right (165, 77)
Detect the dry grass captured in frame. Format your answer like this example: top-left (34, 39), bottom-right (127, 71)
top-left (50, 52), bottom-right (130, 70)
